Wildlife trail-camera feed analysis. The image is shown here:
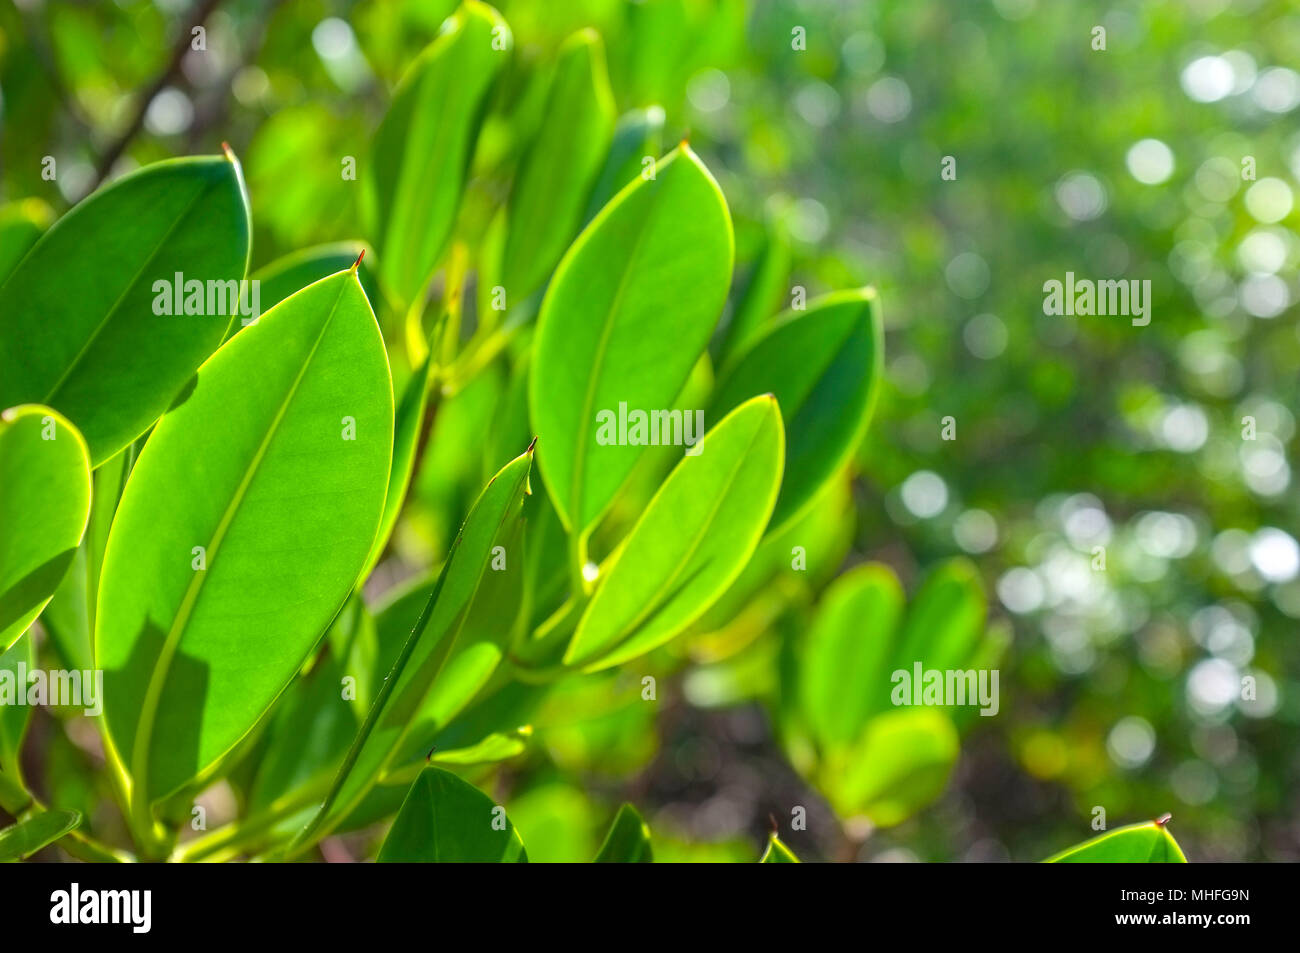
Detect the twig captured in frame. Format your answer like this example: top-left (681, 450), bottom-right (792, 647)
top-left (89, 0), bottom-right (225, 191)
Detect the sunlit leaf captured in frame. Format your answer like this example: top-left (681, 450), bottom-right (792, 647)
top-left (97, 269), bottom-right (392, 808)
top-left (0, 405), bottom-right (91, 650)
top-left (566, 395), bottom-right (784, 671)
top-left (529, 143), bottom-right (733, 534)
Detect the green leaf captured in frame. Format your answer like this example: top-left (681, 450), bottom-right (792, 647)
top-left (501, 29), bottom-right (615, 304)
top-left (380, 517), bottom-right (528, 767)
top-left (798, 559), bottom-right (991, 745)
top-left (791, 559), bottom-right (995, 826)
top-left (582, 107), bottom-right (665, 225)
top-left (0, 199), bottom-right (53, 285)
top-left (425, 729), bottom-right (528, 766)
top-left (223, 242), bottom-right (380, 344)
top-left (594, 803), bottom-right (653, 862)
top-left (798, 564), bottom-right (905, 750)
top-left (710, 288), bottom-right (881, 532)
top-left (362, 349), bottom-right (434, 577)
top-left (759, 832), bottom-right (799, 863)
top-left (0, 635), bottom-right (34, 786)
top-left (823, 708), bottom-right (959, 827)
top-left (529, 143), bottom-right (734, 534)
top-left (291, 446), bottom-right (534, 852)
top-left (366, 1), bottom-right (510, 309)
top-left (96, 268), bottom-right (393, 809)
top-left (40, 444), bottom-right (136, 673)
top-left (565, 395), bottom-right (784, 671)
top-left (717, 216), bottom-right (791, 361)
top-left (0, 155), bottom-right (252, 465)
top-left (377, 766), bottom-right (526, 862)
top-left (245, 638), bottom-right (361, 819)
top-left (893, 558), bottom-right (988, 678)
top-left (1045, 820), bottom-right (1188, 863)
top-left (0, 405), bottom-right (91, 651)
top-left (0, 808), bottom-right (82, 861)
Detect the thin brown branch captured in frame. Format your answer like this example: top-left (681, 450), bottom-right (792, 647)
top-left (89, 0), bottom-right (225, 191)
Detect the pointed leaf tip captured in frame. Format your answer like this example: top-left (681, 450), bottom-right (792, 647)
top-left (351, 248), bottom-right (365, 272)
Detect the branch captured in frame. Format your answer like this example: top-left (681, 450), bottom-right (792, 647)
top-left (89, 0), bottom-right (225, 192)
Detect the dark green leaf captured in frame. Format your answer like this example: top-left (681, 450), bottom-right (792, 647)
top-left (0, 155), bottom-right (251, 465)
top-left (710, 288), bottom-right (881, 532)
top-left (594, 803), bottom-right (653, 862)
top-left (377, 766), bottom-right (526, 862)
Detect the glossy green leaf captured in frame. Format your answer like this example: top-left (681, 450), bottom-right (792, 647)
top-left (565, 395), bottom-right (784, 671)
top-left (0, 155), bottom-right (252, 465)
top-left (366, 1), bottom-right (510, 309)
top-left (97, 269), bottom-right (393, 808)
top-left (1045, 820), bottom-right (1188, 863)
top-left (378, 767), bottom-right (526, 862)
top-left (501, 29), bottom-right (615, 303)
top-left (759, 833), bottom-right (799, 863)
top-left (0, 808), bottom-right (81, 861)
top-left (529, 143), bottom-right (734, 534)
top-left (594, 803), bottom-right (653, 862)
top-left (710, 288), bottom-right (881, 532)
top-left (292, 447), bottom-right (533, 852)
top-left (0, 405), bottom-right (91, 650)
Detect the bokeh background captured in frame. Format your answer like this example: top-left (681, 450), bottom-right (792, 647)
top-left (2, 0), bottom-right (1297, 861)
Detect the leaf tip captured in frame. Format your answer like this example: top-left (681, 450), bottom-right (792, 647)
top-left (1155, 812), bottom-right (1173, 827)
top-left (351, 248), bottom-right (366, 272)
top-left (526, 435), bottom-right (538, 455)
top-left (221, 141), bottom-right (235, 162)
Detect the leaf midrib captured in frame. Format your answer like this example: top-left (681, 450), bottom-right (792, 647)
top-left (578, 409), bottom-right (768, 664)
top-left (42, 181), bottom-right (214, 405)
top-left (129, 277), bottom-right (351, 806)
top-left (566, 176), bottom-right (665, 530)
